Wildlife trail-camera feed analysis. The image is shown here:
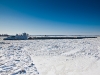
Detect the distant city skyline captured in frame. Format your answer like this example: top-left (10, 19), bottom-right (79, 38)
top-left (0, 0), bottom-right (100, 35)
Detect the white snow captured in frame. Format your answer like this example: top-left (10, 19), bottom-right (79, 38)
top-left (31, 56), bottom-right (100, 75)
top-left (0, 38), bottom-right (100, 75)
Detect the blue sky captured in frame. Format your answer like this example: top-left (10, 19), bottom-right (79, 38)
top-left (0, 0), bottom-right (100, 35)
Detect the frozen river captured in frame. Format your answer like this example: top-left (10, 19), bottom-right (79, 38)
top-left (0, 37), bottom-right (100, 75)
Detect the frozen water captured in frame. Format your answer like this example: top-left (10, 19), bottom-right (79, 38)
top-left (0, 40), bottom-right (39, 75)
top-left (0, 37), bottom-right (100, 75)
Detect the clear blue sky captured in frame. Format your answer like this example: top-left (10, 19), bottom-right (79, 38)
top-left (0, 0), bottom-right (100, 35)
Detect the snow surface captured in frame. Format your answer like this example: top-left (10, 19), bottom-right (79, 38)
top-left (0, 37), bottom-right (100, 75)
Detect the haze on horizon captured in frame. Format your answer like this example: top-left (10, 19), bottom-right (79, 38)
top-left (0, 0), bottom-right (100, 35)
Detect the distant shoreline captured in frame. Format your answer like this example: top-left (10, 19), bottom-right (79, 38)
top-left (1, 35), bottom-right (100, 40)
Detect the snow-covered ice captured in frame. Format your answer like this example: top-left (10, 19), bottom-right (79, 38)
top-left (0, 40), bottom-right (39, 75)
top-left (0, 37), bottom-right (100, 75)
